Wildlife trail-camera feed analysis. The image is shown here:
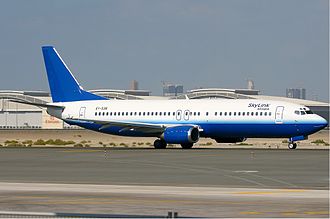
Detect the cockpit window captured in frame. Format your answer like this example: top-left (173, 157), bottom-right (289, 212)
top-left (306, 110), bottom-right (313, 114)
top-left (300, 111), bottom-right (306, 115)
top-left (294, 110), bottom-right (300, 115)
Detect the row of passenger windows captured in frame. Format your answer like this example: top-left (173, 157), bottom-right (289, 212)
top-left (94, 111), bottom-right (272, 117)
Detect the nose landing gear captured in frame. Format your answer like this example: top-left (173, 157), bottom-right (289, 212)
top-left (288, 142), bottom-right (297, 149)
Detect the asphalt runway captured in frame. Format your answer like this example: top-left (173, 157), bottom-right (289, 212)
top-left (0, 148), bottom-right (328, 217)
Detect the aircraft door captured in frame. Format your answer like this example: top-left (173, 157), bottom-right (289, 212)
top-left (79, 107), bottom-right (86, 119)
top-left (176, 110), bottom-right (182, 121)
top-left (275, 106), bottom-right (284, 124)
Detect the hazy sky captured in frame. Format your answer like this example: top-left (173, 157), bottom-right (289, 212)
top-left (0, 0), bottom-right (328, 101)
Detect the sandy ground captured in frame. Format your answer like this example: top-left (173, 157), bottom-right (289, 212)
top-left (0, 129), bottom-right (328, 149)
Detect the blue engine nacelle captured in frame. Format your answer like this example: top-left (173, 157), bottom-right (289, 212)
top-left (162, 126), bottom-right (200, 144)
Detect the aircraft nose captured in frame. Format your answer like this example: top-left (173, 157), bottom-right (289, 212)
top-left (314, 116), bottom-right (328, 129)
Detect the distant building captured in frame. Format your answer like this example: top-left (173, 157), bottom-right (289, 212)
top-left (162, 84), bottom-right (184, 96)
top-left (286, 88), bottom-right (306, 100)
top-left (130, 80), bottom-right (139, 90)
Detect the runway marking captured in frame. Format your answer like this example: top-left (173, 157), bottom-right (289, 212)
top-left (234, 189), bottom-right (306, 195)
top-left (281, 212), bottom-right (298, 216)
top-left (239, 211), bottom-right (262, 215)
top-left (304, 211), bottom-right (329, 215)
top-left (233, 170), bottom-right (259, 173)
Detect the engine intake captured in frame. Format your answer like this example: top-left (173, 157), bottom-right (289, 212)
top-left (162, 126), bottom-right (200, 144)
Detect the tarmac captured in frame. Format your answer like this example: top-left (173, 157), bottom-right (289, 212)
top-left (0, 148), bottom-right (328, 218)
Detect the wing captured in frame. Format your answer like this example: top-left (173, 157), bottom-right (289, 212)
top-left (66, 118), bottom-right (167, 134)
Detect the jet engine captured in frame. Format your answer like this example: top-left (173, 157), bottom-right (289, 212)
top-left (162, 126), bottom-right (200, 144)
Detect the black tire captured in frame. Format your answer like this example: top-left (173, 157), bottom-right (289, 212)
top-left (181, 143), bottom-right (194, 149)
top-left (154, 139), bottom-right (167, 149)
top-left (288, 142), bottom-right (297, 149)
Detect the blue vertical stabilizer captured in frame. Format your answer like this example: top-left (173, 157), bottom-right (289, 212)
top-left (42, 46), bottom-right (107, 102)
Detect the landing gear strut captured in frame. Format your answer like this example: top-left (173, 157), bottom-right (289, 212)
top-left (154, 139), bottom-right (167, 149)
top-left (288, 142), bottom-right (297, 149)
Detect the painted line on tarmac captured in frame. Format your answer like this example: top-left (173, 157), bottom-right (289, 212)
top-left (233, 170), bottom-right (259, 173)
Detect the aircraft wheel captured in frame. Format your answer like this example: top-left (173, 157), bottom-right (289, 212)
top-left (288, 142), bottom-right (297, 149)
top-left (154, 139), bottom-right (167, 149)
top-left (181, 143), bottom-right (194, 149)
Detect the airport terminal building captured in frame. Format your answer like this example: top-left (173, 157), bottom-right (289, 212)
top-left (0, 89), bottom-right (328, 129)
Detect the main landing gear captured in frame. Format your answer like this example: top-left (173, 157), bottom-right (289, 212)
top-left (153, 139), bottom-right (195, 149)
top-left (180, 143), bottom-right (194, 149)
top-left (153, 139), bottom-right (167, 149)
top-left (288, 142), bottom-right (297, 149)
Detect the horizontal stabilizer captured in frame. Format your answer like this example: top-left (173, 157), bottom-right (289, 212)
top-left (9, 99), bottom-right (64, 109)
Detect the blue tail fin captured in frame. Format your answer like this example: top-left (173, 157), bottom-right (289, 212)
top-left (42, 46), bottom-right (107, 102)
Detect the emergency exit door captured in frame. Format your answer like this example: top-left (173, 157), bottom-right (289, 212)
top-left (275, 106), bottom-right (284, 124)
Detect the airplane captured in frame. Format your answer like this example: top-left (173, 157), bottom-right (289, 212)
top-left (14, 46), bottom-right (328, 149)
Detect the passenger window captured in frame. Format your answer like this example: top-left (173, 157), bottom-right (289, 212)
top-left (198, 112), bottom-right (200, 116)
top-left (168, 112), bottom-right (171, 116)
top-left (130, 112), bottom-right (132, 116)
top-left (215, 112), bottom-right (217, 116)
top-left (106, 112), bottom-right (109, 116)
top-left (242, 112), bottom-right (245, 116)
top-left (110, 112), bottom-right (112, 116)
top-left (233, 112), bottom-right (236, 116)
top-left (155, 112), bottom-right (158, 116)
top-left (220, 112), bottom-right (222, 116)
top-left (95, 112), bottom-right (97, 116)
top-left (255, 112), bottom-right (258, 116)
top-left (206, 112), bottom-right (209, 116)
top-left (143, 112), bottom-right (145, 116)
top-left (98, 112), bottom-right (101, 116)
top-left (251, 112), bottom-right (254, 116)
top-left (151, 112), bottom-right (154, 116)
top-left (229, 112), bottom-right (232, 116)
top-left (134, 112), bottom-right (137, 116)
top-left (247, 112), bottom-right (249, 116)
top-left (269, 112), bottom-right (271, 116)
top-left (224, 112), bottom-right (227, 116)
top-left (139, 112), bottom-right (141, 116)
top-left (260, 112), bottom-right (262, 116)
top-left (238, 112), bottom-right (241, 116)
top-left (160, 112), bottom-right (162, 116)
top-left (102, 112), bottom-right (105, 116)
top-left (173, 112), bottom-right (175, 116)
